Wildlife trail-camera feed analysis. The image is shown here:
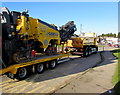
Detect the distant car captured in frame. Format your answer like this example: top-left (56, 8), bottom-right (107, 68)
top-left (113, 44), bottom-right (119, 48)
top-left (108, 43), bottom-right (112, 46)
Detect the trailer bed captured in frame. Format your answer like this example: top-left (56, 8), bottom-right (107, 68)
top-left (0, 53), bottom-right (69, 75)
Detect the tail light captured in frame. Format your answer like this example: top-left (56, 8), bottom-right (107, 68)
top-left (80, 49), bottom-right (83, 51)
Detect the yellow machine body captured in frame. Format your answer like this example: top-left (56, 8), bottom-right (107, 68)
top-left (16, 16), bottom-right (60, 48)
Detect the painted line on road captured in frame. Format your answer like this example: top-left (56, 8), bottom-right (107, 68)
top-left (0, 79), bottom-right (13, 85)
top-left (3, 81), bottom-right (31, 93)
top-left (2, 74), bottom-right (39, 91)
top-left (0, 80), bottom-right (19, 88)
top-left (15, 82), bottom-right (33, 93)
top-left (0, 82), bottom-right (11, 88)
top-left (17, 74), bottom-right (45, 92)
top-left (2, 80), bottom-right (27, 90)
top-left (0, 81), bottom-right (13, 88)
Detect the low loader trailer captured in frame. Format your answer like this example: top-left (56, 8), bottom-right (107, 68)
top-left (0, 52), bottom-right (69, 80)
top-left (0, 7), bottom-right (76, 80)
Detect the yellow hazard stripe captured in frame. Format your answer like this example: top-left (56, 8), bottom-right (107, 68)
top-left (2, 80), bottom-right (26, 90)
top-left (0, 79), bottom-right (13, 85)
top-left (3, 82), bottom-right (30, 93)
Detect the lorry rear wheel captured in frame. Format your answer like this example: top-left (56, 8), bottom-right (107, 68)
top-left (15, 67), bottom-right (28, 80)
top-left (83, 48), bottom-right (89, 57)
top-left (49, 60), bottom-right (57, 69)
top-left (94, 47), bottom-right (98, 54)
top-left (88, 47), bottom-right (92, 55)
top-left (35, 63), bottom-right (44, 73)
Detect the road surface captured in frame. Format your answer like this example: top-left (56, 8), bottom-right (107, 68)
top-left (1, 52), bottom-right (101, 93)
top-left (1, 45), bottom-right (116, 93)
top-left (55, 51), bottom-right (117, 93)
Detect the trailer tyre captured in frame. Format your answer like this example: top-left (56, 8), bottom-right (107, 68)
top-left (49, 60), bottom-right (57, 69)
top-left (88, 47), bottom-right (92, 55)
top-left (94, 47), bottom-right (98, 54)
top-left (35, 63), bottom-right (44, 73)
top-left (83, 47), bottom-right (89, 57)
top-left (12, 52), bottom-right (21, 63)
top-left (15, 67), bottom-right (28, 80)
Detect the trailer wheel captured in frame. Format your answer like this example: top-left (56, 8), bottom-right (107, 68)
top-left (35, 63), bottom-right (44, 73)
top-left (12, 52), bottom-right (21, 63)
top-left (49, 60), bottom-right (57, 69)
top-left (83, 47), bottom-right (89, 57)
top-left (94, 47), bottom-right (98, 54)
top-left (15, 67), bottom-right (28, 80)
top-left (88, 47), bottom-right (92, 55)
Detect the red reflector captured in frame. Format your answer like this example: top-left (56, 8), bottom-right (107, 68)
top-left (80, 49), bottom-right (83, 51)
top-left (31, 50), bottom-right (36, 57)
top-left (49, 47), bottom-right (52, 51)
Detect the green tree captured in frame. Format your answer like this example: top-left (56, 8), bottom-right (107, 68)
top-left (118, 32), bottom-right (120, 38)
top-left (99, 33), bottom-right (117, 37)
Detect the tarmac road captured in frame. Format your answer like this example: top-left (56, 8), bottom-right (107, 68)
top-left (55, 50), bottom-right (117, 93)
top-left (1, 45), bottom-right (115, 93)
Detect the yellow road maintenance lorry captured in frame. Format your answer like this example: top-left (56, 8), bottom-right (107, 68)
top-left (0, 7), bottom-right (76, 80)
top-left (67, 33), bottom-right (98, 57)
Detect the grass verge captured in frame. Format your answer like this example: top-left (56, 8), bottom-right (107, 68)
top-left (112, 49), bottom-right (120, 94)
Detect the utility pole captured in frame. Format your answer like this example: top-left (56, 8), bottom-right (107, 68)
top-left (80, 24), bottom-right (82, 36)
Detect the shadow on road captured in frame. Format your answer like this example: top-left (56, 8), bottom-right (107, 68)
top-left (24, 49), bottom-right (117, 85)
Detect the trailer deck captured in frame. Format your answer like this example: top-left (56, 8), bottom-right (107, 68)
top-left (0, 53), bottom-right (69, 75)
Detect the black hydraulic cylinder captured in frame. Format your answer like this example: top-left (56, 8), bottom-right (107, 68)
top-left (59, 21), bottom-right (77, 42)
